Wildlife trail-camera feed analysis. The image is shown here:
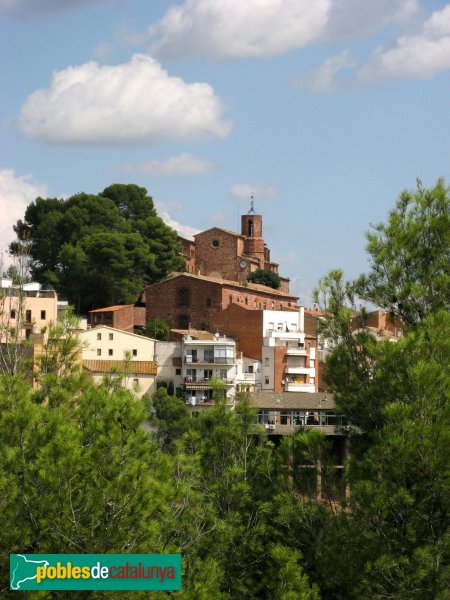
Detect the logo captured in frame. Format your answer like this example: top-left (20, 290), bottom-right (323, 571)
top-left (10, 554), bottom-right (181, 591)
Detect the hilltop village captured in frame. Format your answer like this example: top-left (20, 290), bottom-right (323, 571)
top-left (1, 205), bottom-right (402, 488)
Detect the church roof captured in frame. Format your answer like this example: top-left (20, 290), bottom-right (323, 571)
top-left (147, 272), bottom-right (298, 300)
top-left (194, 226), bottom-right (245, 239)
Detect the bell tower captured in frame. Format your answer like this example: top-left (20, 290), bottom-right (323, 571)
top-left (241, 199), bottom-right (265, 264)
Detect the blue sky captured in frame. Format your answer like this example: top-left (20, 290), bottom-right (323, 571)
top-left (1, 0), bottom-right (449, 303)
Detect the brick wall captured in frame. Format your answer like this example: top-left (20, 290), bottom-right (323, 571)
top-left (211, 303), bottom-right (263, 359)
top-left (273, 346), bottom-right (287, 392)
top-left (194, 229), bottom-right (242, 281)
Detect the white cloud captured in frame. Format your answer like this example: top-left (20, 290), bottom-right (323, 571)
top-left (148, 0), bottom-right (418, 59)
top-left (17, 54), bottom-right (231, 145)
top-left (0, 0), bottom-right (110, 19)
top-left (0, 169), bottom-right (47, 257)
top-left (155, 203), bottom-right (200, 240)
top-left (357, 4), bottom-right (450, 84)
top-left (124, 153), bottom-right (218, 176)
top-left (230, 183), bottom-right (279, 200)
top-left (92, 41), bottom-right (114, 63)
top-left (296, 50), bottom-right (356, 93)
top-left (300, 4), bottom-right (450, 91)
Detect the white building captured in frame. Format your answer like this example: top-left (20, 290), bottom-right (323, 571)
top-left (182, 333), bottom-right (236, 413)
top-left (154, 340), bottom-right (183, 395)
top-left (77, 326), bottom-right (157, 397)
top-left (261, 308), bottom-right (317, 393)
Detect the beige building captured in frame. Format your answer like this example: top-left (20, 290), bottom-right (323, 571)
top-left (77, 326), bottom-right (157, 397)
top-left (0, 280), bottom-right (58, 343)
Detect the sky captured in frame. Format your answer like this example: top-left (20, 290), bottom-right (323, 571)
top-left (1, 0), bottom-right (449, 304)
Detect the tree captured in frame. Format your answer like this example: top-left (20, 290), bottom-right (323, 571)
top-left (148, 387), bottom-right (190, 452)
top-left (356, 178), bottom-right (450, 326)
top-left (11, 184), bottom-right (185, 314)
top-left (146, 316), bottom-right (170, 341)
top-left (247, 268), bottom-right (281, 289)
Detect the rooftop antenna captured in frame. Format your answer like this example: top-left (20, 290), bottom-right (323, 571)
top-left (248, 194), bottom-right (255, 214)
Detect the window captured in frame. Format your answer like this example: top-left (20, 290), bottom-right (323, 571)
top-left (25, 310), bottom-right (31, 323)
top-left (178, 287), bottom-right (190, 307)
top-left (175, 368), bottom-right (181, 375)
top-left (204, 349), bottom-right (214, 362)
top-left (97, 349), bottom-right (101, 356)
top-left (211, 239), bottom-right (220, 248)
top-left (206, 298), bottom-right (211, 307)
top-left (247, 219), bottom-right (253, 237)
top-left (264, 357), bottom-right (270, 366)
top-left (10, 309), bottom-right (16, 319)
top-left (97, 333), bottom-right (101, 340)
top-left (268, 322), bottom-right (274, 330)
top-left (108, 349), bottom-right (113, 356)
top-left (40, 310), bottom-right (46, 320)
top-left (248, 365), bottom-right (254, 374)
top-left (133, 378), bottom-right (139, 386)
top-left (204, 369), bottom-right (213, 380)
top-left (109, 333), bottom-right (113, 340)
top-left (277, 323), bottom-right (283, 331)
top-left (177, 315), bottom-right (189, 329)
top-left (245, 297), bottom-right (248, 305)
top-left (132, 349), bottom-right (137, 357)
top-left (290, 323), bottom-right (297, 331)
top-left (265, 376), bottom-right (270, 385)
top-left (220, 369), bottom-right (227, 380)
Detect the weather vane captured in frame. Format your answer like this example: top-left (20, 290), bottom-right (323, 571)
top-left (248, 194), bottom-right (255, 214)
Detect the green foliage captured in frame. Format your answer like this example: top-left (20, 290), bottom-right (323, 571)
top-left (148, 387), bottom-right (190, 452)
top-left (11, 184), bottom-right (185, 314)
top-left (146, 316), bottom-right (170, 341)
top-left (247, 268), bottom-right (281, 289)
top-left (357, 178), bottom-right (450, 326)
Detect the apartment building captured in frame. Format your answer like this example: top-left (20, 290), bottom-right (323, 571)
top-left (182, 332), bottom-right (236, 413)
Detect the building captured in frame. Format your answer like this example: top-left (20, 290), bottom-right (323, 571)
top-left (252, 391), bottom-right (348, 500)
top-left (0, 279), bottom-right (58, 343)
top-left (212, 305), bottom-right (318, 393)
top-left (154, 340), bottom-right (183, 396)
top-left (145, 272), bottom-right (298, 333)
top-left (89, 304), bottom-right (146, 333)
top-left (262, 309), bottom-right (318, 393)
top-left (181, 332), bottom-right (237, 414)
top-left (77, 326), bottom-right (157, 397)
top-left (351, 310), bottom-right (404, 341)
top-left (178, 208), bottom-right (290, 292)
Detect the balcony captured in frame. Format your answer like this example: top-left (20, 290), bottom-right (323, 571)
top-left (285, 347), bottom-right (307, 356)
top-left (185, 356), bottom-right (234, 365)
top-left (284, 366), bottom-right (310, 375)
top-left (284, 382), bottom-right (315, 392)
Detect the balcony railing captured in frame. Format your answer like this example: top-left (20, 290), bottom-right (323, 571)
top-left (285, 347), bottom-right (307, 356)
top-left (185, 357), bottom-right (234, 365)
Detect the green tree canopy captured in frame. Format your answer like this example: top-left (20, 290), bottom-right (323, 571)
top-left (146, 316), bottom-right (171, 341)
top-left (247, 268), bottom-right (281, 289)
top-left (11, 184), bottom-right (185, 314)
top-left (356, 178), bottom-right (450, 326)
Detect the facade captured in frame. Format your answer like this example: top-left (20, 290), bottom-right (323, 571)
top-left (0, 279), bottom-right (58, 343)
top-left (78, 326), bottom-right (157, 397)
top-left (178, 210), bottom-right (290, 292)
top-left (235, 355), bottom-right (262, 393)
top-left (89, 304), bottom-right (146, 333)
top-left (181, 333), bottom-right (236, 414)
top-left (351, 310), bottom-right (404, 341)
top-left (154, 340), bottom-right (183, 395)
top-left (261, 309), bottom-right (318, 393)
top-left (145, 272), bottom-right (298, 333)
